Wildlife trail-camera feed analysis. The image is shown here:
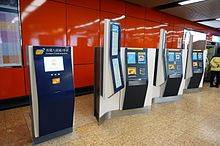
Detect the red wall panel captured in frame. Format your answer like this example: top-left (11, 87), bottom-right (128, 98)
top-left (173, 17), bottom-right (185, 28)
top-left (161, 25), bottom-right (174, 48)
top-left (146, 8), bottom-right (161, 23)
top-left (74, 64), bottom-right (94, 88)
top-left (100, 0), bottom-right (125, 14)
top-left (20, 0), bottom-right (67, 95)
top-left (144, 21), bottom-right (161, 48)
top-left (67, 5), bottom-right (99, 65)
top-left (66, 0), bottom-right (99, 10)
top-left (21, 0), bottom-right (66, 65)
top-left (125, 17), bottom-right (145, 48)
top-left (160, 13), bottom-right (174, 26)
top-left (1, 0), bottom-right (220, 99)
top-left (0, 68), bottom-right (26, 100)
top-left (126, 3), bottom-right (145, 19)
top-left (100, 12), bottom-right (125, 47)
top-left (49, 0), bottom-right (66, 3)
top-left (172, 26), bottom-right (184, 49)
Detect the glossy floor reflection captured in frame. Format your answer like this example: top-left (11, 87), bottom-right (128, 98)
top-left (1, 84), bottom-right (220, 146)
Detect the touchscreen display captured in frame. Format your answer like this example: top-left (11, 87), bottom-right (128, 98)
top-left (198, 53), bottom-right (203, 61)
top-left (176, 53), bottom-right (181, 60)
top-left (193, 52), bottom-right (198, 60)
top-left (138, 52), bottom-right (146, 64)
top-left (112, 58), bottom-right (122, 88)
top-left (111, 24), bottom-right (119, 56)
top-left (168, 52), bottom-right (175, 62)
top-left (44, 56), bottom-right (64, 72)
top-left (127, 52), bottom-right (136, 64)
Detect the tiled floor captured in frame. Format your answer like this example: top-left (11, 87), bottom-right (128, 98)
top-left (1, 84), bottom-right (220, 146)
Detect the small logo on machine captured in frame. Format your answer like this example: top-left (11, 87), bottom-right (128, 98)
top-left (35, 48), bottom-right (45, 55)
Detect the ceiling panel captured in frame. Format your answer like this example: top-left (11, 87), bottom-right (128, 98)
top-left (125, 0), bottom-right (179, 7)
top-left (124, 0), bottom-right (220, 30)
top-left (185, 0), bottom-right (220, 21)
top-left (161, 6), bottom-right (210, 21)
top-left (161, 0), bottom-right (220, 21)
top-left (198, 20), bottom-right (220, 29)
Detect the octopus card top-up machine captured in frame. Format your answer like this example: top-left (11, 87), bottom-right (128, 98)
top-left (28, 46), bottom-right (75, 144)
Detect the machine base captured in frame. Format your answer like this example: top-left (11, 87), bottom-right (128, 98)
top-left (98, 106), bottom-right (151, 125)
top-left (184, 88), bottom-right (202, 94)
top-left (33, 127), bottom-right (73, 145)
top-left (152, 95), bottom-right (182, 104)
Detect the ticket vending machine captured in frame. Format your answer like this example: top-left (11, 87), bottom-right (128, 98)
top-left (187, 50), bottom-right (206, 89)
top-left (94, 20), bottom-right (153, 123)
top-left (28, 46), bottom-right (74, 144)
top-left (94, 19), bottom-right (124, 122)
top-left (162, 50), bottom-right (184, 100)
top-left (123, 48), bottom-right (148, 109)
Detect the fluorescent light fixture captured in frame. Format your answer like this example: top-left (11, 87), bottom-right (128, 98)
top-left (178, 0), bottom-right (205, 5)
top-left (216, 18), bottom-right (220, 21)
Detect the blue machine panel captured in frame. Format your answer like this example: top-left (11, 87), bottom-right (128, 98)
top-left (126, 49), bottom-right (148, 81)
top-left (167, 50), bottom-right (183, 78)
top-left (192, 51), bottom-right (203, 73)
top-left (33, 46), bottom-right (74, 137)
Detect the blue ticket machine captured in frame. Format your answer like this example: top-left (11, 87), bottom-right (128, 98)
top-left (123, 48), bottom-right (148, 110)
top-left (188, 50), bottom-right (204, 88)
top-left (28, 46), bottom-right (74, 144)
top-left (163, 50), bottom-right (183, 97)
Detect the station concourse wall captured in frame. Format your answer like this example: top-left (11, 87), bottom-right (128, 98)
top-left (0, 0), bottom-right (220, 100)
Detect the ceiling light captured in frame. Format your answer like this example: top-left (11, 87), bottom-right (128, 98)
top-left (178, 0), bottom-right (205, 5)
top-left (216, 18), bottom-right (220, 21)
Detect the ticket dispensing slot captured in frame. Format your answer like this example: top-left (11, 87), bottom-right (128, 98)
top-left (188, 51), bottom-right (204, 88)
top-left (123, 48), bottom-right (148, 110)
top-left (163, 50), bottom-right (183, 97)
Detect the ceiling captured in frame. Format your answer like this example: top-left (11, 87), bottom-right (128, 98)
top-left (125, 0), bottom-right (220, 29)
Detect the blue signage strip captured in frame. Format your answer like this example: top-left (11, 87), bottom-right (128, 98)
top-left (109, 22), bottom-right (124, 93)
top-left (33, 46), bottom-right (74, 137)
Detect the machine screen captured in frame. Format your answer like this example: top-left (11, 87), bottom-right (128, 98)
top-left (192, 51), bottom-right (203, 73)
top-left (109, 22), bottom-right (124, 92)
top-left (198, 53), bottom-right (203, 61)
top-left (127, 52), bottom-right (136, 64)
top-left (44, 56), bottom-right (64, 72)
top-left (111, 24), bottom-right (119, 56)
top-left (193, 52), bottom-right (198, 60)
top-left (168, 52), bottom-right (175, 62)
top-left (126, 49), bottom-right (148, 81)
top-left (112, 58), bottom-right (122, 88)
top-left (138, 52), bottom-right (146, 64)
top-left (167, 51), bottom-right (183, 78)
